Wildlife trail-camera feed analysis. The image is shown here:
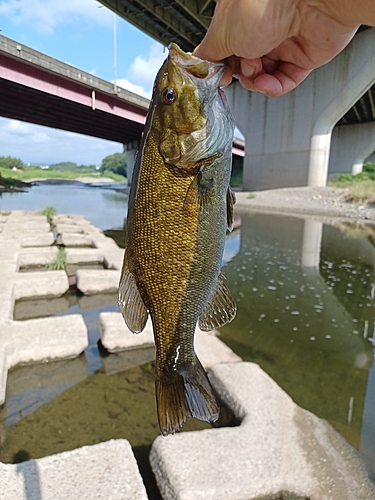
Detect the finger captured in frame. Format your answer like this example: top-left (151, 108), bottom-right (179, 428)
top-left (234, 58), bottom-right (267, 93)
top-left (220, 65), bottom-right (233, 87)
top-left (194, 31), bottom-right (230, 62)
top-left (253, 64), bottom-right (312, 97)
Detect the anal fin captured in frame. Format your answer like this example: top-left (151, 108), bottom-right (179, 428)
top-left (198, 273), bottom-right (237, 331)
top-left (118, 260), bottom-right (148, 333)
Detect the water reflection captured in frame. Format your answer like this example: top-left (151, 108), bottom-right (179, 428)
top-left (219, 212), bottom-right (375, 473)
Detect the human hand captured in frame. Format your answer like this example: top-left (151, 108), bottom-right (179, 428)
top-left (194, 0), bottom-right (371, 97)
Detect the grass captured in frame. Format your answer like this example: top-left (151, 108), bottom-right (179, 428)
top-left (0, 167), bottom-right (126, 183)
top-left (0, 171), bottom-right (29, 190)
top-left (100, 170), bottom-right (127, 182)
top-left (41, 206), bottom-right (57, 223)
top-left (47, 246), bottom-right (67, 271)
top-left (329, 162), bottom-right (375, 204)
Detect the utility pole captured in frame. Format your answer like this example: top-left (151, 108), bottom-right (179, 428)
top-left (113, 14), bottom-right (117, 92)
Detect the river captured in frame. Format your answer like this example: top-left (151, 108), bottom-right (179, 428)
top-left (0, 181), bottom-right (374, 487)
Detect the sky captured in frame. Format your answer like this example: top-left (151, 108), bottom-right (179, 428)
top-left (0, 0), bottom-right (167, 166)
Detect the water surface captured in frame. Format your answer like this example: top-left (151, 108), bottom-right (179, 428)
top-left (219, 212), bottom-right (375, 478)
top-left (1, 184), bottom-right (374, 484)
top-left (0, 181), bottom-right (128, 230)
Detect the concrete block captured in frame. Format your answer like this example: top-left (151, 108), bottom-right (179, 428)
top-left (0, 214), bottom-right (10, 223)
top-left (51, 214), bottom-right (87, 225)
top-left (76, 269), bottom-right (120, 295)
top-left (0, 340), bottom-right (7, 406)
top-left (21, 233), bottom-right (54, 247)
top-left (54, 223), bottom-right (84, 234)
top-left (195, 330), bottom-right (241, 368)
top-left (0, 284), bottom-right (14, 321)
top-left (21, 222), bottom-right (50, 233)
top-left (17, 247), bottom-right (58, 269)
top-left (0, 439), bottom-right (148, 500)
top-left (98, 312), bottom-right (154, 352)
top-left (13, 271), bottom-right (69, 300)
top-left (6, 315), bottom-right (88, 366)
top-left (0, 241), bottom-right (21, 264)
top-left (65, 248), bottom-right (104, 265)
top-left (150, 362), bottom-right (375, 500)
top-left (103, 246), bottom-right (124, 270)
top-left (89, 232), bottom-right (111, 248)
top-left (0, 315), bottom-right (88, 405)
top-left (56, 233), bottom-right (93, 247)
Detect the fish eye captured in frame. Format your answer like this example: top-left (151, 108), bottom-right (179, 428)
top-left (163, 87), bottom-right (177, 104)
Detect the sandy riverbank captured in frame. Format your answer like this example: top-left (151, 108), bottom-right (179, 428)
top-left (234, 186), bottom-right (375, 223)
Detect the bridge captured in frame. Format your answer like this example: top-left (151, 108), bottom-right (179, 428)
top-left (98, 0), bottom-right (375, 189)
top-left (0, 34), bottom-right (149, 145)
top-left (0, 33), bottom-right (244, 174)
top-left (1, 3), bottom-right (374, 188)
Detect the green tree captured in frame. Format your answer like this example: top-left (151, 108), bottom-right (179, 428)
top-left (0, 156), bottom-right (25, 170)
top-left (101, 153), bottom-right (127, 177)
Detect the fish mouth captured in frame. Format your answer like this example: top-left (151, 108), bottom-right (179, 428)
top-left (168, 42), bottom-right (224, 84)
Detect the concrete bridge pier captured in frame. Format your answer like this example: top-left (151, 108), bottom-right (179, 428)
top-left (123, 141), bottom-right (139, 186)
top-left (329, 122), bottom-right (375, 178)
top-left (225, 29), bottom-right (375, 191)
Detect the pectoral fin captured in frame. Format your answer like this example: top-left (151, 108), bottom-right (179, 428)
top-left (183, 154), bottom-right (222, 213)
top-left (118, 261), bottom-right (148, 333)
top-left (183, 173), bottom-right (212, 213)
top-left (227, 187), bottom-right (236, 231)
top-left (198, 273), bottom-right (237, 331)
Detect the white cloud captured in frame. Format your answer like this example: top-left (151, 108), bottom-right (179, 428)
top-left (31, 132), bottom-right (50, 143)
top-left (116, 78), bottom-right (150, 99)
top-left (0, 0), bottom-right (113, 34)
top-left (126, 43), bottom-right (166, 97)
top-left (2, 119), bottom-right (31, 135)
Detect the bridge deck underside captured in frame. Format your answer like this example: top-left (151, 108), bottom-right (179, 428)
top-left (0, 78), bottom-right (145, 144)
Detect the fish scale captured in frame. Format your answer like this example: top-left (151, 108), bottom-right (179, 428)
top-left (119, 43), bottom-right (237, 435)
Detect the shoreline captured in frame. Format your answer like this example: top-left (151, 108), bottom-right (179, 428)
top-left (0, 176), bottom-right (128, 193)
top-left (2, 179), bottom-right (375, 223)
top-left (234, 186), bottom-right (375, 224)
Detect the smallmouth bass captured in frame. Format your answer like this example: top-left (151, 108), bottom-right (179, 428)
top-left (119, 43), bottom-right (236, 435)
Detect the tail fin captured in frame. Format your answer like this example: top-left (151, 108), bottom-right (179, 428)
top-left (156, 359), bottom-right (219, 436)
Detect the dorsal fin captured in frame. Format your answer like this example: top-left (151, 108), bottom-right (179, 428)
top-left (118, 259), bottom-right (148, 333)
top-left (198, 273), bottom-right (237, 331)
